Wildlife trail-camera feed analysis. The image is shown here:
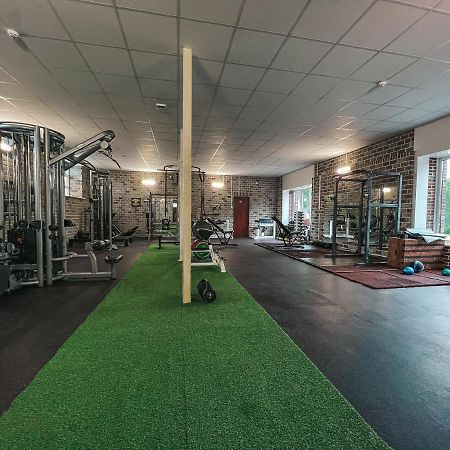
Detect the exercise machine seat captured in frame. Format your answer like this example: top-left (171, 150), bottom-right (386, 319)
top-left (104, 254), bottom-right (123, 264)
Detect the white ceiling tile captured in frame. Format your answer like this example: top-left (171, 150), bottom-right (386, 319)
top-left (1, 0), bottom-right (69, 39)
top-left (308, 98), bottom-right (349, 115)
top-left (131, 51), bottom-right (178, 81)
top-left (420, 69), bottom-right (450, 92)
top-left (350, 52), bottom-right (417, 83)
top-left (76, 92), bottom-right (111, 107)
top-left (238, 107), bottom-right (271, 121)
top-left (247, 92), bottom-right (286, 109)
top-left (117, 0), bottom-right (177, 14)
top-left (11, 98), bottom-right (55, 114)
top-left (240, 0), bottom-right (308, 34)
top-left (340, 1), bottom-right (425, 50)
top-left (180, 20), bottom-right (233, 60)
top-left (312, 46), bottom-right (376, 78)
top-left (180, 0), bottom-right (241, 25)
top-left (0, 83), bottom-right (35, 100)
top-left (0, 98), bottom-right (17, 111)
top-left (363, 105), bottom-right (407, 120)
top-left (415, 93), bottom-right (450, 110)
top-left (292, 75), bottom-right (341, 97)
top-left (272, 37), bottom-right (332, 72)
top-left (0, 69), bottom-right (17, 84)
top-left (140, 78), bottom-right (178, 99)
top-left (192, 59), bottom-right (223, 85)
top-left (386, 12), bottom-right (450, 57)
top-left (28, 113), bottom-right (68, 127)
top-left (215, 87), bottom-right (253, 105)
top-left (386, 88), bottom-right (437, 107)
top-left (325, 79), bottom-right (374, 101)
top-left (193, 84), bottom-right (215, 103)
top-left (0, 110), bottom-right (35, 123)
top-left (22, 37), bottom-right (89, 71)
top-left (89, 107), bottom-right (120, 119)
top-left (228, 29), bottom-right (284, 67)
top-left (338, 102), bottom-right (379, 116)
top-left (390, 108), bottom-right (429, 122)
top-left (357, 84), bottom-right (410, 104)
top-left (404, 0), bottom-right (441, 6)
top-left (209, 103), bottom-right (241, 119)
top-left (193, 101), bottom-right (212, 116)
top-left (437, 0), bottom-right (450, 11)
top-left (78, 44), bottom-right (134, 76)
top-left (65, 116), bottom-right (97, 128)
top-left (388, 59), bottom-right (450, 87)
top-left (220, 64), bottom-right (265, 90)
top-left (51, 68), bottom-right (102, 92)
top-left (0, 34), bottom-right (41, 66)
top-left (119, 10), bottom-right (177, 53)
top-left (51, 0), bottom-right (125, 47)
top-left (257, 70), bottom-right (304, 94)
top-left (96, 73), bottom-right (140, 95)
top-left (233, 119), bottom-right (261, 131)
top-left (292, 0), bottom-right (373, 42)
top-left (426, 40), bottom-right (450, 62)
top-left (107, 94), bottom-right (145, 110)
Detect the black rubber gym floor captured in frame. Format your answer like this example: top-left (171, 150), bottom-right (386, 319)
top-left (0, 240), bottom-right (148, 413)
top-left (222, 239), bottom-right (450, 450)
top-left (2, 238), bottom-right (449, 449)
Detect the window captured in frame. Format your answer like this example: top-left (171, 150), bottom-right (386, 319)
top-left (64, 165), bottom-right (84, 198)
top-left (435, 158), bottom-right (450, 236)
top-left (288, 185), bottom-right (312, 228)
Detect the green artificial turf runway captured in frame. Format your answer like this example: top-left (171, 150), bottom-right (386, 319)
top-left (0, 247), bottom-right (389, 449)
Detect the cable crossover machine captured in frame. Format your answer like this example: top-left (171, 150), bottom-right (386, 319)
top-left (0, 122), bottom-right (123, 295)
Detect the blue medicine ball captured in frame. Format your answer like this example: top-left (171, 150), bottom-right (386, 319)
top-left (403, 266), bottom-right (415, 275)
top-left (410, 260), bottom-right (424, 273)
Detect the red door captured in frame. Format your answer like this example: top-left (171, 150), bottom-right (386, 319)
top-left (233, 197), bottom-right (249, 237)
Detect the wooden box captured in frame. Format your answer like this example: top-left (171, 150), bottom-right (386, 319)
top-left (388, 237), bottom-right (446, 269)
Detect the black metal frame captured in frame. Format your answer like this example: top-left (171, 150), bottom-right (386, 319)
top-left (331, 169), bottom-right (403, 264)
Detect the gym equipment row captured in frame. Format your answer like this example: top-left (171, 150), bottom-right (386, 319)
top-left (0, 122), bottom-right (123, 295)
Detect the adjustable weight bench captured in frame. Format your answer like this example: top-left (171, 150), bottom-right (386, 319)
top-left (271, 215), bottom-right (304, 247)
top-left (205, 217), bottom-right (237, 246)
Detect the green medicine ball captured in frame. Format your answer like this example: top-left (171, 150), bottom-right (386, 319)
top-left (442, 268), bottom-right (450, 276)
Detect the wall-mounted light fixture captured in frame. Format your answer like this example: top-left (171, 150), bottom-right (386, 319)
top-left (336, 165), bottom-right (351, 175)
top-left (142, 178), bottom-right (156, 186)
top-left (0, 138), bottom-right (13, 152)
top-left (211, 180), bottom-right (224, 189)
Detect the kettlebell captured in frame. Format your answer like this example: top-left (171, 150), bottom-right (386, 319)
top-left (197, 279), bottom-right (216, 303)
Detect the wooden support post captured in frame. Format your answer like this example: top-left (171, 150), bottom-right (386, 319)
top-left (181, 48), bottom-right (192, 304)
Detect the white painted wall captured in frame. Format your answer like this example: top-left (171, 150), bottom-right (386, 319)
top-left (282, 165), bottom-right (314, 191)
top-left (413, 116), bottom-right (450, 228)
top-left (415, 115), bottom-right (450, 157)
top-left (281, 166), bottom-right (314, 223)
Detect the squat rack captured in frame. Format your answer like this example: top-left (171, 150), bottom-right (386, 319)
top-left (331, 169), bottom-right (403, 264)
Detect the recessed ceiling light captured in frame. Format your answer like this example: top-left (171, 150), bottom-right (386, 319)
top-left (377, 80), bottom-right (387, 88)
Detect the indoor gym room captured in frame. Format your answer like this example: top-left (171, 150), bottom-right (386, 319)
top-left (0, 1), bottom-right (450, 449)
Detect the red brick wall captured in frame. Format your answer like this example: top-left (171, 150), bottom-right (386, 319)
top-left (444, 246), bottom-right (450, 267)
top-left (109, 170), bottom-right (282, 237)
top-left (65, 167), bottom-right (90, 238)
top-left (311, 130), bottom-right (415, 240)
